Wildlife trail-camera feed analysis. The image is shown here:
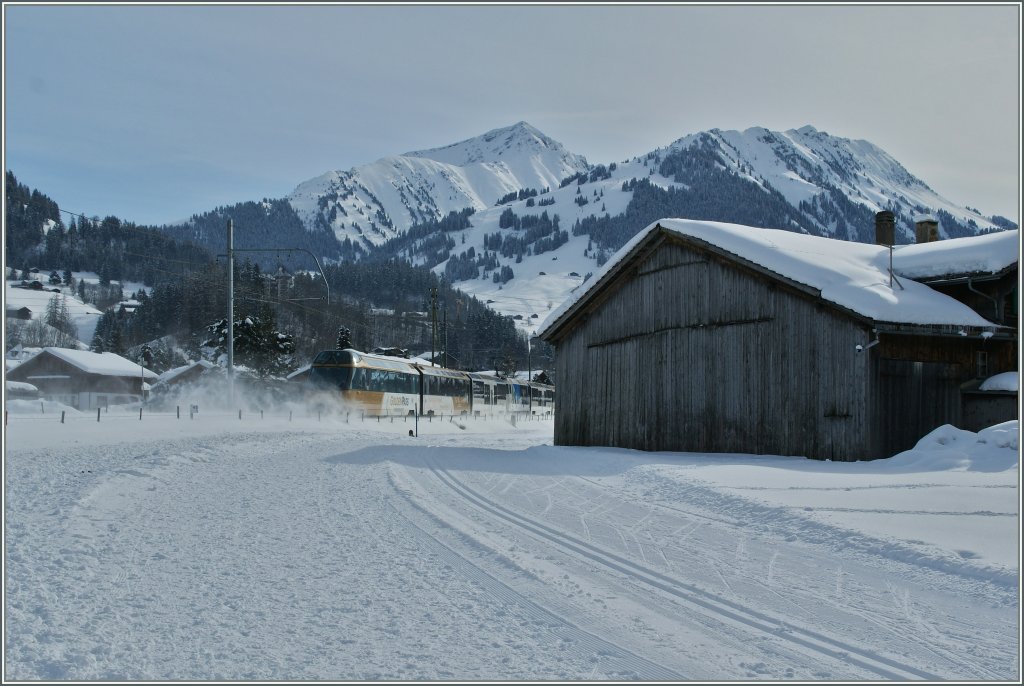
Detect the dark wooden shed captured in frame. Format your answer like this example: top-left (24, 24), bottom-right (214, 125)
top-left (538, 220), bottom-right (1017, 461)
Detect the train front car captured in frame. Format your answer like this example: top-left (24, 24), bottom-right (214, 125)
top-left (307, 349), bottom-right (421, 416)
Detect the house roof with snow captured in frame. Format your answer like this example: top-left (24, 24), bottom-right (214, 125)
top-left (539, 219), bottom-right (1009, 342)
top-left (19, 347), bottom-right (159, 380)
top-left (156, 359), bottom-right (216, 385)
top-left (891, 229), bottom-right (1018, 282)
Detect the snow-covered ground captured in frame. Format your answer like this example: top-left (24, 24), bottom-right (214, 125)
top-left (3, 400), bottom-right (1019, 681)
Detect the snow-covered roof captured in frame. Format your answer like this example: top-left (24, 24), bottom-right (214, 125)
top-left (156, 360), bottom-right (215, 384)
top-left (286, 364), bottom-right (311, 380)
top-left (6, 380), bottom-right (39, 393)
top-left (892, 230), bottom-right (1019, 281)
top-left (979, 372), bottom-right (1018, 393)
top-left (539, 219), bottom-right (1003, 339)
top-left (23, 347), bottom-right (160, 380)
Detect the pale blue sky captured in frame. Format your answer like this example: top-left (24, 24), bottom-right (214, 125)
top-left (4, 3), bottom-right (1020, 225)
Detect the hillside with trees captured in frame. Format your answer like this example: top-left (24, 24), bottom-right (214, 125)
top-left (4, 172), bottom-right (532, 379)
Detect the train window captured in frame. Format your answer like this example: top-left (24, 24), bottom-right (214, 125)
top-left (308, 366), bottom-right (353, 390)
top-left (473, 380), bottom-right (490, 404)
top-left (349, 368), bottom-right (365, 390)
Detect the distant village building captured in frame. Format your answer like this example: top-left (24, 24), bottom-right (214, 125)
top-left (538, 219), bottom-right (1018, 461)
top-left (5, 347), bottom-right (159, 410)
top-left (5, 305), bottom-right (33, 320)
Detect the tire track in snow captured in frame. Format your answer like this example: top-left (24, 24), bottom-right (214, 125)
top-left (425, 461), bottom-right (943, 681)
top-left (380, 466), bottom-right (684, 681)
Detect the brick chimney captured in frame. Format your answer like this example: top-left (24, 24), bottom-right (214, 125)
top-left (875, 210), bottom-right (895, 246)
top-left (915, 215), bottom-right (939, 243)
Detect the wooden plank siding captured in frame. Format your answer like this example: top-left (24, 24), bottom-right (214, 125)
top-left (869, 333), bottom-right (1017, 456)
top-left (553, 237), bottom-right (877, 461)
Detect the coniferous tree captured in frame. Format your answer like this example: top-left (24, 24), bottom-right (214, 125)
top-left (336, 326), bottom-right (352, 350)
top-left (44, 294), bottom-right (77, 340)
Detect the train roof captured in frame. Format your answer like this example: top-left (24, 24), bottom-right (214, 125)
top-left (311, 350), bottom-right (555, 388)
top-left (312, 349), bottom-right (419, 372)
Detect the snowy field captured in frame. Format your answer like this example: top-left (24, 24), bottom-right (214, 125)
top-left (3, 401), bottom-right (1019, 681)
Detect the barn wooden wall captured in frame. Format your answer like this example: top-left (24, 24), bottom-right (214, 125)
top-left (552, 239), bottom-right (876, 461)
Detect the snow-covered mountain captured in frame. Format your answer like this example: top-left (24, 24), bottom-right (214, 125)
top-left (287, 121), bottom-right (590, 250)
top-left (661, 125), bottom-right (1003, 242)
top-left (285, 122), bottom-right (1012, 336)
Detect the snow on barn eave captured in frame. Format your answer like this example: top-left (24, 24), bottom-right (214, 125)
top-left (22, 347), bottom-right (160, 380)
top-left (538, 219), bottom-right (1001, 342)
top-left (892, 229), bottom-right (1019, 283)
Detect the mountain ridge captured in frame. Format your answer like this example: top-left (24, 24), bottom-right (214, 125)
top-left (161, 121), bottom-right (1013, 336)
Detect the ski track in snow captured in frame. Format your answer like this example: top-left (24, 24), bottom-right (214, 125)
top-left (4, 420), bottom-right (1018, 680)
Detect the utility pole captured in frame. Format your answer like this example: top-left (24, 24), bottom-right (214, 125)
top-left (443, 306), bottom-right (448, 368)
top-left (429, 287), bottom-right (439, 367)
top-left (227, 219), bottom-right (234, 406)
top-left (527, 336), bottom-right (532, 414)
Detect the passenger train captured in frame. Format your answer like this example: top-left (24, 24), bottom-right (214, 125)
top-left (306, 349), bottom-right (555, 417)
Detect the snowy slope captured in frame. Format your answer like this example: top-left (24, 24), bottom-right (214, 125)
top-left (287, 122), bottom-right (590, 249)
top-left (4, 401), bottom-right (1018, 680)
top-left (664, 125), bottom-right (1005, 240)
top-left (5, 279), bottom-right (102, 347)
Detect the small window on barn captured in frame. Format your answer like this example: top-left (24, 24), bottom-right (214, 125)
top-left (975, 351), bottom-right (989, 379)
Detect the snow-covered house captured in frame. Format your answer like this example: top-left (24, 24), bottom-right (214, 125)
top-left (5, 347), bottom-right (159, 410)
top-left (537, 219), bottom-right (1018, 461)
top-left (151, 360), bottom-right (216, 391)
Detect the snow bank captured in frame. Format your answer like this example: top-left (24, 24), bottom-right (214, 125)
top-left (886, 421), bottom-right (1019, 472)
top-left (5, 398), bottom-right (84, 416)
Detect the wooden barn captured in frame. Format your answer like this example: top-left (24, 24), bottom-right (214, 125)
top-left (537, 219), bottom-right (1018, 461)
top-left (5, 347), bottom-right (159, 411)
